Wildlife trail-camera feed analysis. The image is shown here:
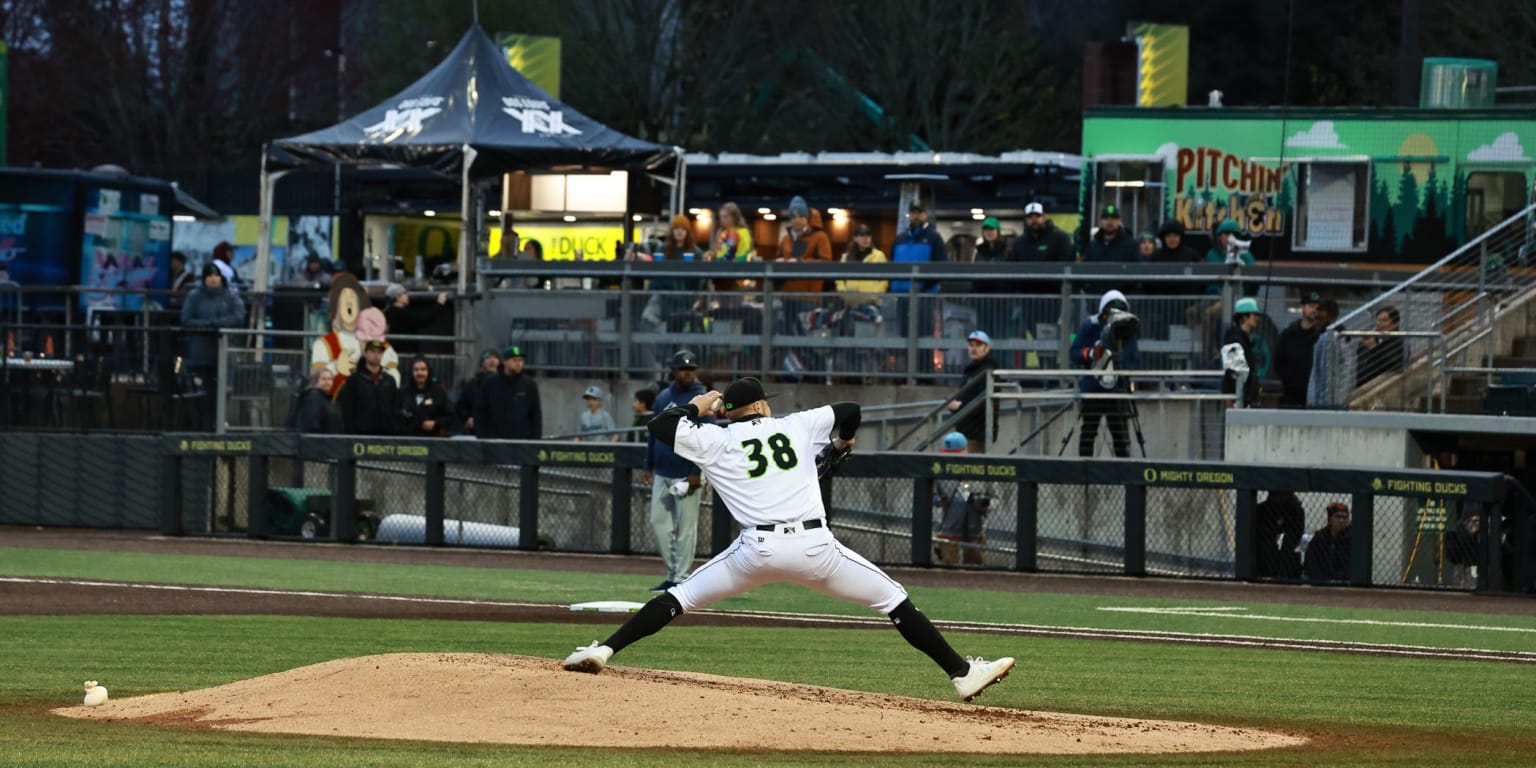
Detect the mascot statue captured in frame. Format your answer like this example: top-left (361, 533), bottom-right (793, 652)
top-left (311, 273), bottom-right (399, 397)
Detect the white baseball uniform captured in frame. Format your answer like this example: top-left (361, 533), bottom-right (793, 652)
top-left (665, 405), bottom-right (908, 615)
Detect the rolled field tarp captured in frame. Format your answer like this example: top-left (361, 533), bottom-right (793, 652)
top-left (375, 514), bottom-right (520, 548)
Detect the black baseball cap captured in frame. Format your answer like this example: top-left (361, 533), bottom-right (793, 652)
top-left (722, 377), bottom-right (776, 412)
top-left (1300, 290), bottom-right (1323, 305)
top-left (1101, 204), bottom-right (1121, 218)
top-left (669, 350), bottom-right (698, 369)
top-left (364, 339), bottom-right (387, 351)
top-left (503, 344), bottom-right (525, 359)
top-left (907, 201), bottom-right (926, 213)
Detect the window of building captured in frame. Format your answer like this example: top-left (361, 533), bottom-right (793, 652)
top-left (1293, 161), bottom-right (1369, 252)
top-left (1465, 171), bottom-right (1527, 237)
top-left (1092, 158), bottom-right (1165, 238)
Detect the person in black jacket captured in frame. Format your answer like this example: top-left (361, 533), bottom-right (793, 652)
top-left (1083, 204), bottom-right (1138, 263)
top-left (400, 356), bottom-right (452, 437)
top-left (1274, 291), bottom-right (1324, 407)
top-left (1305, 502), bottom-right (1352, 583)
top-left (336, 340), bottom-right (399, 435)
top-left (1255, 490), bottom-right (1304, 579)
top-left (474, 344), bottom-right (542, 439)
top-left (1222, 297), bottom-right (1262, 408)
top-left (945, 330), bottom-right (1001, 453)
top-left (1357, 305), bottom-right (1406, 387)
top-left (292, 369), bottom-right (343, 434)
top-left (454, 349), bottom-right (500, 435)
top-left (1007, 202), bottom-right (1074, 262)
top-left (1149, 219), bottom-right (1200, 263)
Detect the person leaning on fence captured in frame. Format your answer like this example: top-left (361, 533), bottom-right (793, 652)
top-left (1304, 501), bottom-right (1352, 584)
top-left (400, 355), bottom-right (451, 437)
top-left (836, 223), bottom-right (889, 309)
top-left (945, 330), bottom-right (1001, 453)
top-left (629, 388), bottom-right (657, 442)
top-left (337, 339), bottom-right (400, 436)
top-left (1356, 305), bottom-right (1405, 387)
top-left (1070, 290), bottom-right (1140, 458)
top-left (179, 263), bottom-right (247, 431)
top-left (290, 368), bottom-right (343, 434)
top-left (933, 432), bottom-right (991, 566)
top-left (576, 385), bottom-right (619, 443)
top-left (1274, 290), bottom-right (1325, 408)
top-left (1222, 297), bottom-right (1262, 408)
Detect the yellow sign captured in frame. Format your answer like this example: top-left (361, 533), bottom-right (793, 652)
top-left (1133, 23), bottom-right (1189, 108)
top-left (182, 439), bottom-right (253, 453)
top-left (501, 34), bottom-right (561, 98)
top-left (494, 224), bottom-right (625, 261)
top-left (1141, 467), bottom-right (1234, 485)
top-left (542, 449), bottom-right (616, 464)
top-left (351, 443), bottom-right (430, 458)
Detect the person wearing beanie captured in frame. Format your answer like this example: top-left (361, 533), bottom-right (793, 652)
top-left (1150, 218), bottom-right (1199, 263)
top-left (473, 345), bottom-right (542, 439)
top-left (774, 195), bottom-right (833, 335)
top-left (179, 262), bottom-right (246, 430)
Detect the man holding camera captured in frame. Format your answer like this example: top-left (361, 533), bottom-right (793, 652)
top-left (1069, 290), bottom-right (1141, 458)
top-left (933, 432), bottom-right (990, 565)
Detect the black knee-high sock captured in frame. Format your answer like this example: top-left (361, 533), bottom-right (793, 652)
top-left (888, 599), bottom-right (970, 678)
top-left (603, 592), bottom-right (684, 654)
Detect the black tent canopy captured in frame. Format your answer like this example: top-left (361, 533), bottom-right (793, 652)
top-left (257, 26), bottom-right (682, 291)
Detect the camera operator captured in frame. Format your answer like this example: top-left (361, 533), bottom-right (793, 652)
top-left (1069, 290), bottom-right (1140, 458)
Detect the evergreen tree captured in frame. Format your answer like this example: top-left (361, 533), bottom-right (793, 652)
top-left (1395, 162), bottom-right (1422, 254)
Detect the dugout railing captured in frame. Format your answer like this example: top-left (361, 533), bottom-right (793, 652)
top-left (128, 433), bottom-right (1536, 595)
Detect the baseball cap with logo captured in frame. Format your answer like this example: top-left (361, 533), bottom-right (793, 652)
top-left (479, 348), bottom-right (501, 361)
top-left (967, 329), bottom-right (991, 346)
top-left (939, 432), bottom-right (968, 453)
top-left (1301, 290), bottom-right (1323, 305)
top-left (582, 385), bottom-right (604, 400)
top-left (364, 339), bottom-right (387, 351)
top-left (1024, 202), bottom-right (1045, 216)
top-left (503, 344), bottom-right (525, 359)
top-left (981, 216), bottom-right (1000, 230)
top-left (1101, 204), bottom-right (1121, 218)
top-left (722, 377), bottom-right (776, 412)
top-left (668, 350), bottom-right (698, 369)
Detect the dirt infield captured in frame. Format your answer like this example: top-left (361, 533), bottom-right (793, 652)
top-left (53, 653), bottom-right (1307, 755)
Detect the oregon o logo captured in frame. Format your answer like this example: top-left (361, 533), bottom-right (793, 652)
top-left (353, 443), bottom-right (366, 457)
top-left (1371, 477), bottom-right (1383, 491)
top-left (1143, 468), bottom-right (1158, 482)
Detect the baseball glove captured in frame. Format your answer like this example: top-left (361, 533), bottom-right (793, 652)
top-left (815, 442), bottom-right (853, 478)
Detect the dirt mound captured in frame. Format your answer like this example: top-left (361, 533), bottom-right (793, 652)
top-left (53, 653), bottom-right (1305, 755)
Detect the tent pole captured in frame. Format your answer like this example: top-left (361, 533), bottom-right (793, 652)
top-left (458, 145), bottom-right (478, 296)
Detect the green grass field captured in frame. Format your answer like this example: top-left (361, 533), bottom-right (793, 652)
top-left (3, 545), bottom-right (1535, 767)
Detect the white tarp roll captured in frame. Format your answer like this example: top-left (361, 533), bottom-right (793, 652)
top-left (375, 514), bottom-right (520, 548)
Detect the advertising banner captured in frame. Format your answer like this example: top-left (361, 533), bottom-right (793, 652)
top-left (80, 187), bottom-right (170, 311)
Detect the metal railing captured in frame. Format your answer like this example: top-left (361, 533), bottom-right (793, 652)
top-left (1316, 202), bottom-right (1536, 412)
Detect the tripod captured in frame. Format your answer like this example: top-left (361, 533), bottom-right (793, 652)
top-left (1058, 394), bottom-right (1147, 458)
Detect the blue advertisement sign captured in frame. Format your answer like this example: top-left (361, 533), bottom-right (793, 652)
top-left (79, 187), bottom-right (170, 311)
top-left (0, 203), bottom-right (73, 310)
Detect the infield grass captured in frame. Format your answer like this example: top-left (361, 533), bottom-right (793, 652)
top-left (3, 545), bottom-right (1536, 766)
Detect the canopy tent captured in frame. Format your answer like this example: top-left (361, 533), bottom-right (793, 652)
top-left (258, 25), bottom-right (682, 293)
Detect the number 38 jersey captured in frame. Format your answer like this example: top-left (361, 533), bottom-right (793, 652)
top-left (671, 406), bottom-right (835, 528)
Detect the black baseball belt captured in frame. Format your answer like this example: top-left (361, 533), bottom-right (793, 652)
top-left (754, 519), bottom-right (825, 533)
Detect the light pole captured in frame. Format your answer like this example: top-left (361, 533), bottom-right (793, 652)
top-left (324, 46), bottom-right (346, 276)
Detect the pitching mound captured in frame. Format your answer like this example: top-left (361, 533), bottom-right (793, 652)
top-left (53, 653), bottom-right (1305, 755)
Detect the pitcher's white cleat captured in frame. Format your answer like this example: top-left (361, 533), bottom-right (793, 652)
top-left (562, 642), bottom-right (614, 673)
top-left (952, 656), bottom-right (1015, 702)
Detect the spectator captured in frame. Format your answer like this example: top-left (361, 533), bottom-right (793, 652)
top-left (1443, 508), bottom-right (1487, 588)
top-left (300, 254), bottom-right (334, 289)
top-left (1136, 231), bottom-right (1158, 261)
top-left (707, 201), bottom-right (756, 283)
top-left (210, 241), bottom-right (239, 289)
top-left (577, 384), bottom-right (618, 443)
top-left (1254, 490), bottom-right (1304, 579)
top-left (1357, 305), bottom-right (1405, 386)
top-left (774, 196), bottom-right (833, 333)
top-left (400, 355), bottom-right (451, 437)
top-left (1207, 219), bottom-right (1256, 269)
top-left (1304, 501), bottom-right (1352, 583)
top-left (168, 251), bottom-right (195, 305)
top-left (1274, 290), bottom-right (1325, 407)
top-left (474, 345), bottom-right (542, 440)
top-left (336, 339), bottom-right (400, 435)
top-left (454, 349), bottom-right (500, 435)
top-left (629, 388), bottom-right (657, 443)
top-left (1306, 300), bottom-right (1342, 408)
top-left (643, 349), bottom-right (707, 591)
top-left (836, 223), bottom-right (888, 306)
top-left (383, 283), bottom-right (450, 353)
top-left (1008, 202), bottom-right (1074, 262)
top-left (643, 215), bottom-right (704, 335)
top-left (1222, 297), bottom-right (1262, 408)
top-left (891, 199), bottom-right (946, 300)
top-left (291, 368), bottom-right (343, 434)
top-left (933, 431), bottom-right (991, 565)
top-left (1070, 290), bottom-right (1141, 458)
top-left (974, 217), bottom-right (1008, 262)
top-left (179, 263), bottom-right (246, 430)
top-left (1150, 219), bottom-right (1200, 263)
top-left (1084, 204), bottom-right (1137, 263)
top-left (945, 330), bottom-right (1001, 453)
